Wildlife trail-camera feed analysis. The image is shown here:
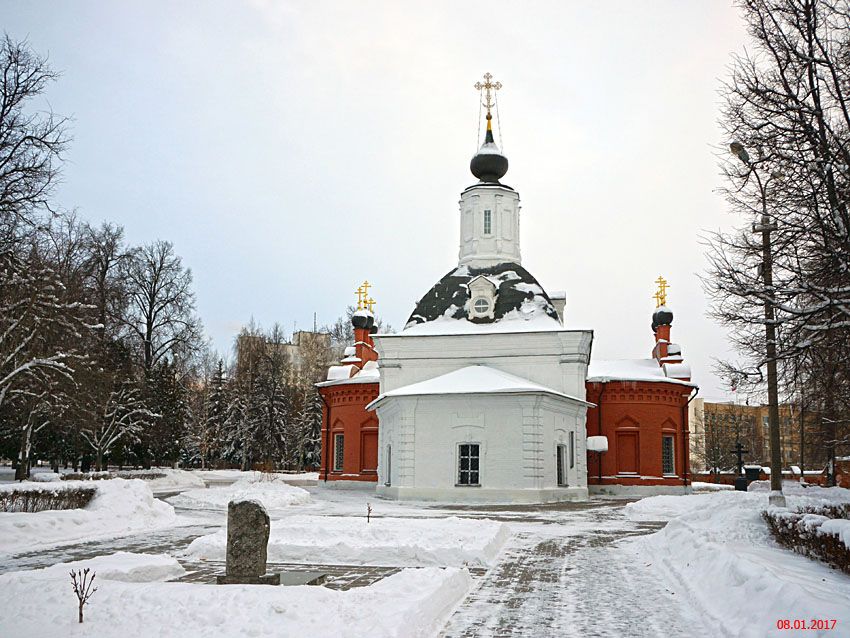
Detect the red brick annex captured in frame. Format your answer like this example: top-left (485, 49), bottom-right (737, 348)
top-left (317, 308), bottom-right (380, 483)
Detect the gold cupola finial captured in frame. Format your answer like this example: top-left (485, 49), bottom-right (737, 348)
top-left (653, 275), bottom-right (670, 308)
top-left (356, 280), bottom-right (373, 311)
top-left (474, 72), bottom-right (501, 132)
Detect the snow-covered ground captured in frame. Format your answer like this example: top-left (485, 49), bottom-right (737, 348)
top-left (186, 514), bottom-right (510, 567)
top-left (624, 486), bottom-right (850, 638)
top-left (0, 551), bottom-right (470, 637)
top-left (0, 479), bottom-right (178, 557)
top-left (167, 473), bottom-right (311, 510)
top-left (3, 478), bottom-right (849, 637)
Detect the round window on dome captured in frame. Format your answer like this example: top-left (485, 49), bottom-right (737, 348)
top-left (473, 298), bottom-right (491, 314)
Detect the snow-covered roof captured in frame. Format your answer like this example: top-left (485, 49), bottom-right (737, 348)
top-left (402, 262), bottom-right (561, 335)
top-left (317, 360), bottom-right (379, 388)
top-left (399, 312), bottom-right (562, 336)
top-left (367, 365), bottom-right (592, 410)
top-left (587, 358), bottom-right (697, 387)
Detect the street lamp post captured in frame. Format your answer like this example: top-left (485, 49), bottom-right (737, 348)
top-left (730, 142), bottom-right (786, 507)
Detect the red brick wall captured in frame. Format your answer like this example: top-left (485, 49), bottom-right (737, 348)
top-left (586, 380), bottom-right (693, 487)
top-left (319, 382), bottom-right (380, 482)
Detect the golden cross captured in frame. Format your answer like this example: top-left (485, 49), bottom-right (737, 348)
top-left (474, 72), bottom-right (502, 116)
top-left (365, 296), bottom-right (376, 313)
top-left (653, 275), bottom-right (670, 307)
top-left (356, 280), bottom-right (372, 310)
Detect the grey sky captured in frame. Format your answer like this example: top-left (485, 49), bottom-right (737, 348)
top-left (5, 1), bottom-right (748, 399)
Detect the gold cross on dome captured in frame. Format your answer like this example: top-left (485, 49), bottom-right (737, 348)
top-left (474, 72), bottom-right (502, 115)
top-left (365, 296), bottom-right (376, 313)
top-left (356, 280), bottom-right (372, 310)
top-left (653, 276), bottom-right (670, 307)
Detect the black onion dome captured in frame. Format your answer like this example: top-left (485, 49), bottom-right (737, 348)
top-left (653, 306), bottom-right (674, 327)
top-left (470, 124), bottom-right (508, 183)
top-left (351, 311), bottom-right (374, 330)
top-left (405, 262), bottom-right (559, 328)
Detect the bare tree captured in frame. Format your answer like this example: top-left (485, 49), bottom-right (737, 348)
top-left (704, 0), bottom-right (850, 480)
top-left (69, 568), bottom-right (97, 623)
top-left (0, 34), bottom-right (69, 238)
top-left (124, 240), bottom-right (201, 372)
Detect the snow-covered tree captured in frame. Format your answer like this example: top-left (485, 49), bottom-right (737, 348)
top-left (80, 380), bottom-right (155, 471)
top-left (298, 386), bottom-right (323, 470)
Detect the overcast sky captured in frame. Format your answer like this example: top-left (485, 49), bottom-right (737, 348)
top-left (6, 1), bottom-right (750, 399)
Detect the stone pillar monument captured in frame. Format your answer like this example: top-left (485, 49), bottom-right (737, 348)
top-left (216, 499), bottom-right (280, 585)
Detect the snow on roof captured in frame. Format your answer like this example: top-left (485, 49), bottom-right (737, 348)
top-left (326, 365), bottom-right (356, 381)
top-left (473, 142), bottom-right (505, 157)
top-left (587, 358), bottom-right (697, 387)
top-left (367, 365), bottom-right (592, 410)
top-left (404, 262), bottom-right (560, 333)
top-left (662, 362), bottom-right (692, 380)
top-left (399, 311), bottom-right (562, 336)
top-left (353, 309), bottom-right (374, 318)
top-left (316, 360), bottom-right (379, 388)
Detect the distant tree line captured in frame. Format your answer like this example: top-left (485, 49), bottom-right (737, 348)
top-left (0, 34), bottom-right (343, 478)
top-left (704, 0), bottom-right (850, 481)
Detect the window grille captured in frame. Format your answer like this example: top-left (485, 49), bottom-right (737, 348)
top-left (333, 434), bottom-right (344, 472)
top-left (458, 443), bottom-right (480, 486)
top-left (662, 436), bottom-right (675, 475)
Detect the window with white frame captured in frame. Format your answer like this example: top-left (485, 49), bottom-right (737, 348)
top-left (385, 445), bottom-right (392, 486)
top-left (483, 209), bottom-right (492, 235)
top-left (333, 434), bottom-right (344, 472)
top-left (662, 436), bottom-right (675, 475)
top-left (556, 444), bottom-right (567, 486)
top-left (457, 443), bottom-right (480, 486)
top-left (569, 431), bottom-right (575, 469)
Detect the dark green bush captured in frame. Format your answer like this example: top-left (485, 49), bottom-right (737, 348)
top-left (763, 505), bottom-right (850, 575)
top-left (0, 486), bottom-right (98, 512)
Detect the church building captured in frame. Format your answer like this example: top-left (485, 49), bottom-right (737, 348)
top-left (318, 74), bottom-right (697, 501)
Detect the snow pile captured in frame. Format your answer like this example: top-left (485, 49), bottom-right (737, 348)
top-left (31, 471), bottom-right (62, 482)
top-left (167, 473), bottom-right (311, 510)
top-left (691, 481), bottom-right (734, 492)
top-left (140, 469), bottom-right (206, 495)
top-left (187, 515), bottom-right (511, 567)
top-left (0, 478), bottom-right (177, 556)
top-left (3, 552), bottom-right (185, 583)
top-left (0, 560), bottom-right (470, 638)
top-left (624, 491), bottom-right (850, 636)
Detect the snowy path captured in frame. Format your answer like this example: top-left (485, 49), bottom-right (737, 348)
top-left (1, 485), bottom-right (716, 637)
top-left (441, 502), bottom-right (711, 638)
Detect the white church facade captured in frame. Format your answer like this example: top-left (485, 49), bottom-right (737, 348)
top-left (367, 77), bottom-right (594, 503)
